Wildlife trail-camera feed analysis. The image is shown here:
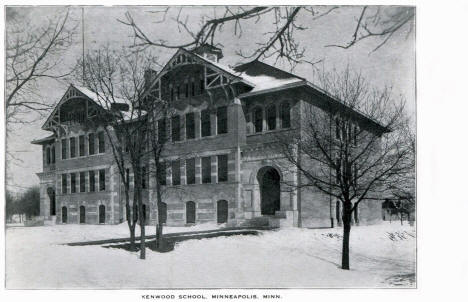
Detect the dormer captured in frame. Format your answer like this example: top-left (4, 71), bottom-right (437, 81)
top-left (192, 44), bottom-right (223, 63)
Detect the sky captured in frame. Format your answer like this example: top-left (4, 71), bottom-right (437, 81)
top-left (5, 6), bottom-right (415, 192)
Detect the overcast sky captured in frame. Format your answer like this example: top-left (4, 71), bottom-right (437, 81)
top-left (5, 6), bottom-right (415, 192)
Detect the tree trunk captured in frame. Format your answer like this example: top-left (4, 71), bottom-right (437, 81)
top-left (136, 184), bottom-right (145, 260)
top-left (341, 201), bottom-right (352, 270)
top-left (155, 181), bottom-right (164, 248)
top-left (129, 224), bottom-right (136, 251)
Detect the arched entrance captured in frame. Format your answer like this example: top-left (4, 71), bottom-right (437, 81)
top-left (47, 187), bottom-right (56, 216)
top-left (217, 200), bottom-right (228, 223)
top-left (258, 167), bottom-right (281, 215)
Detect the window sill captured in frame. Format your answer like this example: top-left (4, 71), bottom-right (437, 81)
top-left (246, 127), bottom-right (293, 137)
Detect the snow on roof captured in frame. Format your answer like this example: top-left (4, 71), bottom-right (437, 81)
top-left (31, 134), bottom-right (55, 145)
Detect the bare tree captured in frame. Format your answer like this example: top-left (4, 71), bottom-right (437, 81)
top-left (119, 6), bottom-right (414, 68)
top-left (6, 8), bottom-right (76, 124)
top-left (77, 47), bottom-right (157, 259)
top-left (277, 67), bottom-right (413, 270)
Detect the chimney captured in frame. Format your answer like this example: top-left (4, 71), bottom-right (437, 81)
top-left (192, 44), bottom-right (223, 63)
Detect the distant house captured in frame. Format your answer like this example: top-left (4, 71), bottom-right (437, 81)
top-left (32, 45), bottom-right (387, 227)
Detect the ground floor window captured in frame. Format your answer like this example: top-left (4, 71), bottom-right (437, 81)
top-left (186, 201), bottom-right (195, 224)
top-left (79, 205), bottom-right (86, 223)
top-left (62, 206), bottom-right (67, 223)
top-left (217, 200), bottom-right (228, 223)
top-left (99, 205), bottom-right (105, 224)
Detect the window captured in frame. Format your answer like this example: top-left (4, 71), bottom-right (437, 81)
top-left (62, 174), bottom-right (67, 194)
top-left (61, 139), bottom-right (67, 160)
top-left (335, 118), bottom-right (341, 140)
top-left (186, 158), bottom-right (196, 185)
top-left (142, 166), bottom-right (147, 189)
top-left (88, 133), bottom-right (95, 155)
top-left (201, 109), bottom-right (211, 137)
top-left (98, 132), bottom-right (105, 153)
top-left (217, 106), bottom-right (228, 134)
top-left (79, 206), bottom-right (85, 224)
top-left (199, 76), bottom-right (205, 94)
top-left (89, 171), bottom-right (95, 192)
top-left (185, 82), bottom-right (189, 98)
top-left (186, 201), bottom-right (196, 224)
top-left (353, 125), bottom-right (359, 146)
top-left (157, 162), bottom-right (166, 186)
top-left (51, 146), bottom-right (55, 163)
top-left (186, 113), bottom-right (195, 139)
top-left (62, 207), bottom-right (67, 223)
top-left (171, 160), bottom-right (180, 185)
top-left (99, 169), bottom-right (106, 191)
top-left (280, 102), bottom-right (291, 128)
top-left (202, 156), bottom-right (211, 184)
top-left (254, 107), bottom-right (263, 133)
top-left (71, 173), bottom-right (76, 193)
top-left (266, 105), bottom-right (277, 130)
top-left (191, 80), bottom-right (195, 97)
top-left (170, 86), bottom-right (174, 102)
top-left (46, 147), bottom-right (51, 165)
top-left (80, 172), bottom-right (86, 192)
top-left (99, 205), bottom-right (105, 223)
top-left (171, 116), bottom-right (181, 142)
top-left (217, 154), bottom-right (228, 182)
top-left (70, 137), bottom-right (76, 158)
top-left (335, 157), bottom-right (341, 184)
top-left (176, 85), bottom-right (180, 100)
top-left (158, 119), bottom-right (167, 143)
top-left (79, 135), bottom-right (85, 156)
top-left (159, 202), bottom-right (167, 224)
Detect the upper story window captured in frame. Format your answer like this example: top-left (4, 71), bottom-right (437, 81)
top-left (79, 135), bottom-right (85, 157)
top-left (71, 173), bottom-right (77, 193)
top-left (88, 133), bottom-right (95, 155)
top-left (186, 158), bottom-right (196, 185)
top-left (157, 162), bottom-right (166, 186)
top-left (171, 160), bottom-right (181, 185)
top-left (171, 115), bottom-right (181, 142)
top-left (170, 86), bottom-right (174, 102)
top-left (202, 156), bottom-right (211, 184)
top-left (176, 85), bottom-right (181, 100)
top-left (335, 117), bottom-right (341, 140)
top-left (267, 105), bottom-right (277, 130)
top-left (217, 154), bottom-right (228, 182)
top-left (46, 147), bottom-right (51, 165)
top-left (62, 174), bottom-right (67, 194)
top-left (80, 172), bottom-right (86, 192)
top-left (184, 82), bottom-right (189, 98)
top-left (186, 113), bottom-right (195, 139)
top-left (99, 169), bottom-right (106, 191)
top-left (98, 132), bottom-right (105, 153)
top-left (217, 106), bottom-right (228, 134)
top-left (191, 80), bottom-right (195, 97)
top-left (199, 75), bottom-right (205, 95)
top-left (61, 139), bottom-right (67, 160)
top-left (157, 119), bottom-right (167, 143)
top-left (201, 109), bottom-right (211, 137)
top-left (51, 145), bottom-right (55, 163)
top-left (280, 102), bottom-right (291, 128)
top-left (89, 171), bottom-right (95, 192)
top-left (70, 137), bottom-right (76, 158)
top-left (254, 107), bottom-right (263, 133)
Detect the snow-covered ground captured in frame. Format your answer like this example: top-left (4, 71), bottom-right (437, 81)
top-left (5, 222), bottom-right (415, 288)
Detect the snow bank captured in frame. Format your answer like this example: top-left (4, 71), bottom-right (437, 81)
top-left (5, 222), bottom-right (415, 288)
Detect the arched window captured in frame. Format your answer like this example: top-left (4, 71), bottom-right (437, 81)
top-left (266, 105), bottom-right (276, 130)
top-left (158, 202), bottom-right (167, 224)
top-left (46, 147), bottom-right (51, 165)
top-left (62, 206), bottom-right (67, 223)
top-left (217, 200), bottom-right (228, 223)
top-left (186, 201), bottom-right (196, 224)
top-left (254, 107), bottom-right (263, 133)
top-left (280, 102), bottom-right (291, 128)
top-left (79, 205), bottom-right (86, 224)
top-left (99, 205), bottom-right (105, 224)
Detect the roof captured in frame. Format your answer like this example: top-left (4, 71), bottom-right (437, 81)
top-left (31, 134), bottom-right (55, 145)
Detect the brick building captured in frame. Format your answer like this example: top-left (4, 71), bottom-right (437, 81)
top-left (32, 45), bottom-right (386, 228)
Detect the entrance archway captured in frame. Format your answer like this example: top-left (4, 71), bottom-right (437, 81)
top-left (47, 187), bottom-right (56, 216)
top-left (258, 167), bottom-right (281, 215)
top-left (186, 201), bottom-right (196, 224)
